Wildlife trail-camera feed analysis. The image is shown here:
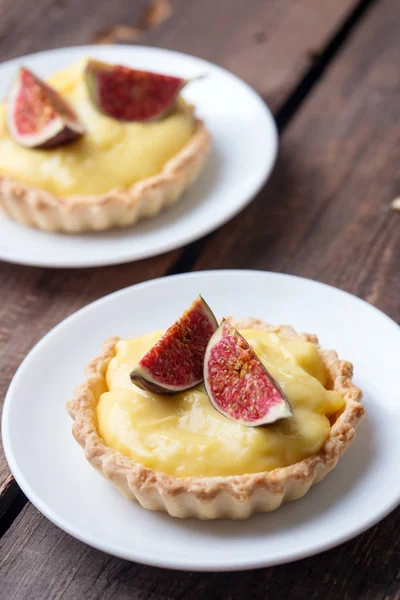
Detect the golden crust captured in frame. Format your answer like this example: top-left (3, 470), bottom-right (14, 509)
top-left (66, 319), bottom-right (365, 519)
top-left (0, 115), bottom-right (210, 233)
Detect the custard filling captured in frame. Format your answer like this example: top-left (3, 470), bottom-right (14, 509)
top-left (0, 60), bottom-right (195, 196)
top-left (96, 329), bottom-right (345, 478)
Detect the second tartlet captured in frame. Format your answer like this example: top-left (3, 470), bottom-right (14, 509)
top-left (0, 59), bottom-right (210, 232)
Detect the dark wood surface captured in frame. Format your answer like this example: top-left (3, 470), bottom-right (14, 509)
top-left (1, 502), bottom-right (399, 600)
top-left (1, 0), bottom-right (400, 597)
top-left (194, 0), bottom-right (400, 318)
top-left (0, 0), bottom-right (363, 512)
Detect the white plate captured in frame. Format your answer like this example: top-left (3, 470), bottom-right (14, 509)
top-left (0, 46), bottom-right (277, 268)
top-left (3, 270), bottom-right (400, 571)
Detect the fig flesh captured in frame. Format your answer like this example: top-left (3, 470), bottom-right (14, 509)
top-left (6, 67), bottom-right (85, 149)
top-left (130, 296), bottom-right (218, 394)
top-left (204, 321), bottom-right (292, 426)
top-left (85, 59), bottom-right (186, 122)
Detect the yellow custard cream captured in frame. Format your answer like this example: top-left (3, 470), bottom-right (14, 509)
top-left (0, 60), bottom-right (194, 196)
top-left (96, 329), bottom-right (345, 478)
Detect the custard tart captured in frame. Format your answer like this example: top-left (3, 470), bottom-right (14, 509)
top-left (67, 315), bottom-right (364, 520)
top-left (0, 59), bottom-right (210, 232)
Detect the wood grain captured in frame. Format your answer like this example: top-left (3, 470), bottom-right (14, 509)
top-left (0, 502), bottom-right (399, 599)
top-left (0, 0), bottom-right (358, 110)
top-left (136, 0), bottom-right (363, 112)
top-left (194, 0), bottom-right (400, 324)
top-left (0, 254), bottom-right (180, 513)
top-left (0, 0), bottom-right (363, 511)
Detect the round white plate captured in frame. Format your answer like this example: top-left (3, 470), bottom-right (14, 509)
top-left (0, 46), bottom-right (277, 268)
top-left (3, 270), bottom-right (400, 571)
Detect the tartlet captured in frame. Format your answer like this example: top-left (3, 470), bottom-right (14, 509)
top-left (67, 318), bottom-right (365, 520)
top-left (0, 60), bottom-right (211, 233)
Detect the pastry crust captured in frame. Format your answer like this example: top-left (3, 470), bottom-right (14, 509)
top-left (0, 115), bottom-right (210, 233)
top-left (67, 319), bottom-right (365, 520)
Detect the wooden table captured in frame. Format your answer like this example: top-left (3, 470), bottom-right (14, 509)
top-left (1, 0), bottom-right (399, 597)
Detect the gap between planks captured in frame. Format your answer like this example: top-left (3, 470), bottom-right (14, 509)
top-left (166, 0), bottom-right (377, 278)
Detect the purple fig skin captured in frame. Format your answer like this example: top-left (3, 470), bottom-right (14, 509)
top-left (204, 320), bottom-right (292, 427)
top-left (130, 295), bottom-right (218, 394)
top-left (129, 372), bottom-right (179, 396)
top-left (6, 67), bottom-right (85, 149)
top-left (32, 126), bottom-right (81, 150)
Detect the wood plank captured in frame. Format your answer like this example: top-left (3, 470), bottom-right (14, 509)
top-left (0, 0), bottom-right (147, 61)
top-left (134, 0), bottom-right (361, 112)
top-left (194, 1), bottom-right (400, 324)
top-left (0, 502), bottom-right (399, 599)
top-left (0, 0), bottom-right (363, 511)
top-left (0, 0), bottom-right (359, 111)
top-left (0, 253), bottom-right (179, 514)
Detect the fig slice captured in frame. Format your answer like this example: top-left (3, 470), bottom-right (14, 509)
top-left (130, 296), bottom-right (218, 394)
top-left (6, 67), bottom-right (85, 149)
top-left (204, 321), bottom-right (292, 426)
top-left (85, 59), bottom-right (187, 122)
